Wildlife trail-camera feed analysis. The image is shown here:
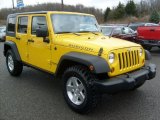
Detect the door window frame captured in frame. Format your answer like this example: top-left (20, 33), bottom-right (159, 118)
top-left (31, 15), bottom-right (48, 35)
top-left (17, 16), bottom-right (29, 34)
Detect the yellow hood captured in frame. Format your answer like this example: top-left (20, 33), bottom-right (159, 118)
top-left (55, 33), bottom-right (141, 53)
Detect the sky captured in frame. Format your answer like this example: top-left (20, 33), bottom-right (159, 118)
top-left (0, 0), bottom-right (141, 10)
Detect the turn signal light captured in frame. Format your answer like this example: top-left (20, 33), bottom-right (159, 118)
top-left (111, 67), bottom-right (115, 73)
top-left (142, 59), bottom-right (145, 64)
top-left (89, 65), bottom-right (94, 71)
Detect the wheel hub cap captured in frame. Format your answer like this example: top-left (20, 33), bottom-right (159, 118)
top-left (8, 55), bottom-right (14, 71)
top-left (66, 77), bottom-right (86, 105)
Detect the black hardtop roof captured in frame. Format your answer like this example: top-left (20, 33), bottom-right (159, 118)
top-left (8, 11), bottom-right (48, 17)
top-left (8, 11), bottom-right (93, 18)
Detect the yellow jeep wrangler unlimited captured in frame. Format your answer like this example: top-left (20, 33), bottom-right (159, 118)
top-left (4, 11), bottom-right (156, 113)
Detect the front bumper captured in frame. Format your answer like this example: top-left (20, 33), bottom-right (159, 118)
top-left (94, 63), bottom-right (156, 94)
top-left (136, 39), bottom-right (160, 47)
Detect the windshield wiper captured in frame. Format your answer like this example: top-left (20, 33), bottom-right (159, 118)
top-left (78, 31), bottom-right (99, 35)
top-left (56, 32), bottom-right (80, 36)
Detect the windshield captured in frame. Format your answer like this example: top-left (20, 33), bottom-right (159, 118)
top-left (145, 23), bottom-right (159, 26)
top-left (51, 14), bottom-right (100, 33)
top-left (101, 27), bottom-right (113, 36)
top-left (129, 23), bottom-right (145, 31)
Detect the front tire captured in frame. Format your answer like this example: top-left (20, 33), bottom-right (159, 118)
top-left (143, 46), bottom-right (152, 51)
top-left (62, 66), bottom-right (99, 114)
top-left (6, 50), bottom-right (23, 76)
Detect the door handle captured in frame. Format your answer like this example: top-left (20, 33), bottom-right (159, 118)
top-left (28, 39), bottom-right (34, 43)
top-left (16, 37), bottom-right (21, 40)
top-left (150, 29), bottom-right (155, 32)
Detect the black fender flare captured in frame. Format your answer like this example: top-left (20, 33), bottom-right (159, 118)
top-left (56, 52), bottom-right (111, 74)
top-left (4, 41), bottom-right (21, 61)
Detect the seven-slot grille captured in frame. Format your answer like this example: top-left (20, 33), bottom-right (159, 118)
top-left (118, 50), bottom-right (140, 70)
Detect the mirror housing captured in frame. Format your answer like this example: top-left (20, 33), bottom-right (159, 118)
top-left (36, 28), bottom-right (50, 43)
top-left (36, 28), bottom-right (49, 38)
top-left (43, 38), bottom-right (50, 43)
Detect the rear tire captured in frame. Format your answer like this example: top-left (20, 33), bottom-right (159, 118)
top-left (62, 65), bottom-right (100, 114)
top-left (6, 50), bottom-right (23, 76)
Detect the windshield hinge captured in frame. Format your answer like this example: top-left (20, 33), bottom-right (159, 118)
top-left (98, 47), bottom-right (103, 56)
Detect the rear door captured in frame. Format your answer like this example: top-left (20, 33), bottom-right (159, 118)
top-left (138, 26), bottom-right (160, 40)
top-left (16, 15), bottom-right (29, 62)
top-left (148, 26), bottom-right (160, 40)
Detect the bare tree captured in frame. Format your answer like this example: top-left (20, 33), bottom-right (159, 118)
top-left (0, 3), bottom-right (103, 23)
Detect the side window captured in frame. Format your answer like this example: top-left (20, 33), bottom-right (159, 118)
top-left (18, 16), bottom-right (28, 34)
top-left (7, 17), bottom-right (16, 32)
top-left (32, 16), bottom-right (47, 35)
top-left (122, 27), bottom-right (132, 34)
top-left (113, 28), bottom-right (122, 35)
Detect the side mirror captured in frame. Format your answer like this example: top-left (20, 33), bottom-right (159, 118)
top-left (36, 28), bottom-right (49, 38)
top-left (36, 28), bottom-right (50, 43)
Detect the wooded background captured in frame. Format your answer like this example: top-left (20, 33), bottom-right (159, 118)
top-left (0, 0), bottom-right (160, 24)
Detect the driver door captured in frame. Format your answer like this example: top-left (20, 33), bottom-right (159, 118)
top-left (27, 15), bottom-right (52, 72)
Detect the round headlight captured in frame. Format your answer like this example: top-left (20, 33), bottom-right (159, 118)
top-left (109, 53), bottom-right (115, 64)
top-left (139, 48), bottom-right (143, 56)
